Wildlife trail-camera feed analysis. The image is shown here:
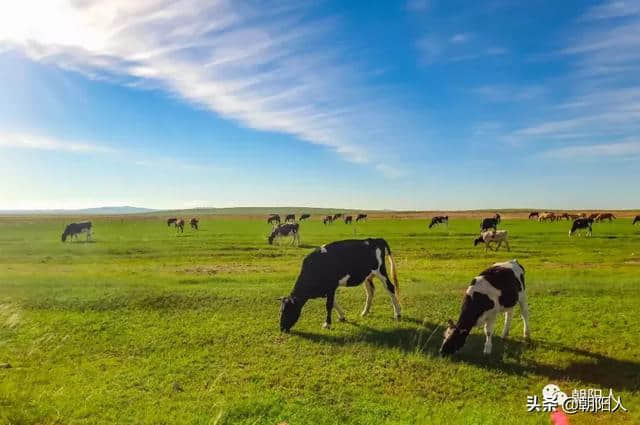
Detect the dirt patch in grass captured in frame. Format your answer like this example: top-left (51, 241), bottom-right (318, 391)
top-left (181, 264), bottom-right (278, 275)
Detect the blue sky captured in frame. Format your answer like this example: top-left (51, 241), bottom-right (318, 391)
top-left (1, 0), bottom-right (639, 210)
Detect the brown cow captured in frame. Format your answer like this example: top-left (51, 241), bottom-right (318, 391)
top-left (538, 212), bottom-right (556, 222)
top-left (596, 213), bottom-right (616, 222)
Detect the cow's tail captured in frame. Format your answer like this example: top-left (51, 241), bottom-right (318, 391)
top-left (382, 240), bottom-right (399, 296)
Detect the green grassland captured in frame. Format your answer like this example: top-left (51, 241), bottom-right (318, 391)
top-left (1, 216), bottom-right (639, 424)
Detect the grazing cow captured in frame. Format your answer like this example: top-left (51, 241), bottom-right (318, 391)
top-left (279, 238), bottom-right (400, 332)
top-left (344, 215), bottom-right (353, 224)
top-left (568, 214), bottom-right (581, 220)
top-left (167, 217), bottom-right (178, 227)
top-left (528, 212), bottom-right (539, 220)
top-left (268, 223), bottom-right (300, 245)
top-left (175, 219), bottom-right (185, 233)
top-left (440, 260), bottom-right (530, 356)
top-left (474, 230), bottom-right (510, 252)
top-left (633, 215), bottom-right (640, 225)
top-left (267, 214), bottom-right (281, 225)
top-left (190, 218), bottom-right (199, 230)
top-left (323, 215), bottom-right (334, 225)
top-left (356, 214), bottom-right (368, 222)
top-left (429, 215), bottom-right (448, 229)
top-left (332, 213), bottom-right (343, 221)
top-left (61, 221), bottom-right (92, 242)
top-left (538, 212), bottom-right (556, 222)
top-left (284, 214), bottom-right (296, 223)
top-left (480, 217), bottom-right (498, 232)
top-left (299, 214), bottom-right (311, 221)
top-left (596, 213), bottom-right (616, 222)
top-left (569, 218), bottom-right (593, 237)
top-left (557, 213), bottom-right (570, 221)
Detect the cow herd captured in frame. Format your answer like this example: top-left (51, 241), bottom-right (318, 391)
top-left (56, 212), bottom-right (637, 358)
top-left (166, 217), bottom-right (199, 232)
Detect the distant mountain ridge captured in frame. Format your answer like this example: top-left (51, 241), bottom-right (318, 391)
top-left (0, 206), bottom-right (156, 215)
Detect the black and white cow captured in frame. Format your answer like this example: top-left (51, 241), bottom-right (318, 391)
top-left (480, 217), bottom-right (499, 232)
top-left (356, 214), bottom-right (368, 222)
top-left (285, 214), bottom-right (296, 223)
top-left (279, 238), bottom-right (400, 332)
top-left (569, 218), bottom-right (593, 237)
top-left (190, 218), bottom-right (199, 230)
top-left (61, 222), bottom-right (92, 242)
top-left (167, 217), bottom-right (178, 227)
top-left (344, 215), bottom-right (353, 224)
top-left (428, 215), bottom-right (448, 229)
top-left (175, 219), bottom-right (185, 233)
top-left (332, 213), bottom-right (343, 221)
top-left (267, 214), bottom-right (281, 225)
top-left (633, 215), bottom-right (640, 225)
top-left (299, 214), bottom-right (311, 221)
top-left (440, 260), bottom-right (530, 356)
top-left (323, 215), bottom-right (334, 225)
top-left (269, 223), bottom-right (300, 245)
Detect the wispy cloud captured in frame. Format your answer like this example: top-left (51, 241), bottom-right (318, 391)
top-left (544, 141), bottom-right (640, 158)
top-left (450, 33), bottom-right (472, 44)
top-left (0, 131), bottom-right (114, 153)
top-left (473, 84), bottom-right (544, 102)
top-left (0, 0), bottom-right (408, 176)
top-left (406, 0), bottom-right (431, 12)
top-left (507, 0), bottom-right (640, 148)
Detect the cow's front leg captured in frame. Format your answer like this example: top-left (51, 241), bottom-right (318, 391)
top-left (323, 291), bottom-right (335, 329)
top-left (483, 314), bottom-right (497, 354)
top-left (333, 290), bottom-right (346, 322)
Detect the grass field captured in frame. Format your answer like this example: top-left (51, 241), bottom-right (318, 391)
top-left (1, 215), bottom-right (639, 424)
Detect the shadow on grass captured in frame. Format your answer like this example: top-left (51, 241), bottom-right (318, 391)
top-left (292, 319), bottom-right (640, 392)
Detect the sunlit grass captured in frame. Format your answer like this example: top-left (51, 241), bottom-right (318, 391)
top-left (0, 216), bottom-right (638, 424)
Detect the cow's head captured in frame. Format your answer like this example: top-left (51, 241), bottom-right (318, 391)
top-left (279, 296), bottom-right (302, 332)
top-left (440, 319), bottom-right (469, 356)
top-left (61, 232), bottom-right (68, 242)
top-left (473, 236), bottom-right (484, 246)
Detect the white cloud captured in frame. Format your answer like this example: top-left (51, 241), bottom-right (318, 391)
top-left (406, 0), bottom-right (431, 12)
top-left (473, 84), bottom-right (544, 102)
top-left (0, 131), bottom-right (114, 153)
top-left (508, 1), bottom-right (640, 144)
top-left (544, 141), bottom-right (640, 158)
top-left (0, 0), bottom-right (408, 174)
top-left (450, 33), bottom-right (472, 44)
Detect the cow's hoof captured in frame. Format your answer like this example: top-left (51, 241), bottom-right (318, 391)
top-left (338, 316), bottom-right (346, 322)
top-left (394, 315), bottom-right (402, 321)
top-left (322, 322), bottom-right (331, 329)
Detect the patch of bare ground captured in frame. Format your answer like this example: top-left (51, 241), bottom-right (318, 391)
top-left (181, 264), bottom-right (278, 275)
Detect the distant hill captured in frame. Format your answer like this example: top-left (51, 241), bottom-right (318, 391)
top-left (0, 206), bottom-right (156, 215)
top-left (144, 206), bottom-right (368, 216)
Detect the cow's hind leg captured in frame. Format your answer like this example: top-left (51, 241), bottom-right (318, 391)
top-left (375, 267), bottom-right (401, 320)
top-left (501, 309), bottom-right (513, 338)
top-left (333, 290), bottom-right (346, 322)
top-left (519, 293), bottom-right (531, 339)
top-left (323, 291), bottom-right (335, 329)
top-left (361, 278), bottom-right (375, 316)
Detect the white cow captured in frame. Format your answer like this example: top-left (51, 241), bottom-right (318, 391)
top-left (474, 230), bottom-right (510, 252)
